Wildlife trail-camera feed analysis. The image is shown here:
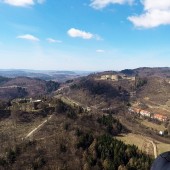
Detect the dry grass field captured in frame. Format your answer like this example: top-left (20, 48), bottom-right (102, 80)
top-left (141, 120), bottom-right (166, 131)
top-left (156, 141), bottom-right (170, 155)
top-left (117, 133), bottom-right (170, 157)
top-left (116, 133), bottom-right (145, 150)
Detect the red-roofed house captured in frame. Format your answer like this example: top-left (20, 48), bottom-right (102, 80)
top-left (153, 114), bottom-right (168, 122)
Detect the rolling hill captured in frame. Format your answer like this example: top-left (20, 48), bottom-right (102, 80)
top-left (121, 67), bottom-right (170, 78)
top-left (0, 77), bottom-right (60, 100)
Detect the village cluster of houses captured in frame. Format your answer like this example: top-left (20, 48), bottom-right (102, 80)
top-left (128, 107), bottom-right (168, 122)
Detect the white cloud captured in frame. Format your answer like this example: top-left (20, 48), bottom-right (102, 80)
top-left (17, 34), bottom-right (40, 41)
top-left (47, 38), bottom-right (62, 43)
top-left (128, 9), bottom-right (170, 28)
top-left (128, 0), bottom-right (170, 28)
top-left (90, 0), bottom-right (134, 9)
top-left (2, 0), bottom-right (45, 7)
top-left (143, 0), bottom-right (170, 10)
top-left (96, 49), bottom-right (105, 53)
top-left (67, 28), bottom-right (94, 39)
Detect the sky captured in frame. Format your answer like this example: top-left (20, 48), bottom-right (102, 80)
top-left (0, 0), bottom-right (170, 71)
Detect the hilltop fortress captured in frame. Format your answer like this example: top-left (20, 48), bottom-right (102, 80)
top-left (100, 74), bottom-right (135, 81)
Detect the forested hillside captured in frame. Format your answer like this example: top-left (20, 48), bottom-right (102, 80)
top-left (0, 77), bottom-right (60, 100)
top-left (0, 99), bottom-right (153, 170)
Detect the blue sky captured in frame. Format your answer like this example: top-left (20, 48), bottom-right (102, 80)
top-left (0, 0), bottom-right (170, 71)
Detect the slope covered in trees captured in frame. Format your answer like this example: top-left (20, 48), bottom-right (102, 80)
top-left (0, 77), bottom-right (60, 100)
top-left (0, 99), bottom-right (153, 170)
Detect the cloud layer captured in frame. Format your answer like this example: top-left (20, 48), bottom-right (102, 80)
top-left (128, 0), bottom-right (170, 28)
top-left (67, 28), bottom-right (94, 39)
top-left (17, 34), bottom-right (40, 41)
top-left (3, 0), bottom-right (45, 7)
top-left (90, 0), bottom-right (134, 9)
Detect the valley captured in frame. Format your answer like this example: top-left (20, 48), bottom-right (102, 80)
top-left (0, 67), bottom-right (169, 169)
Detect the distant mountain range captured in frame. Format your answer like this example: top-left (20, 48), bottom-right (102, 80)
top-left (1, 67), bottom-right (169, 81)
top-left (0, 69), bottom-right (92, 82)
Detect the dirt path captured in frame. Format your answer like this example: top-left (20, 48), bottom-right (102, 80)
top-left (25, 115), bottom-right (53, 139)
top-left (138, 135), bottom-right (157, 158)
top-left (147, 138), bottom-right (157, 158)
